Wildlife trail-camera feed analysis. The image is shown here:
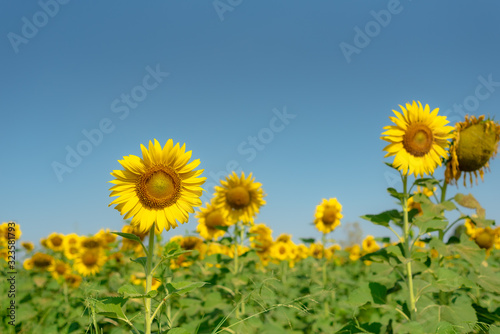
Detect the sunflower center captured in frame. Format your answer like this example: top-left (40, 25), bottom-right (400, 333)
top-left (205, 211), bottom-right (225, 228)
top-left (34, 256), bottom-right (52, 268)
top-left (82, 252), bottom-right (98, 266)
top-left (322, 207), bottom-right (338, 225)
top-left (279, 246), bottom-right (286, 255)
top-left (475, 230), bottom-right (494, 249)
top-left (82, 239), bottom-right (100, 249)
top-left (136, 166), bottom-right (181, 209)
top-left (52, 236), bottom-right (63, 247)
top-left (56, 263), bottom-right (67, 275)
top-left (403, 124), bottom-right (434, 157)
top-left (226, 186), bottom-right (251, 209)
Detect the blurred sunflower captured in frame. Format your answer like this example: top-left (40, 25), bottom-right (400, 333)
top-left (21, 241), bottom-right (34, 252)
top-left (96, 228), bottom-right (117, 245)
top-left (63, 233), bottom-right (81, 260)
top-left (0, 222), bottom-right (22, 240)
top-left (196, 202), bottom-right (232, 241)
top-left (382, 101), bottom-right (454, 177)
top-left (51, 259), bottom-right (71, 280)
top-left (213, 171), bottom-right (266, 224)
top-left (109, 139), bottom-right (206, 233)
top-left (46, 232), bottom-right (65, 252)
top-left (445, 115), bottom-right (500, 186)
top-left (362, 235), bottom-right (380, 253)
top-left (23, 252), bottom-right (55, 271)
top-left (314, 198), bottom-right (343, 234)
top-left (64, 273), bottom-right (82, 289)
top-left (80, 235), bottom-right (103, 251)
top-left (249, 223), bottom-right (273, 252)
top-left (74, 249), bottom-right (107, 276)
top-left (345, 244), bottom-right (361, 261)
top-left (309, 243), bottom-right (324, 259)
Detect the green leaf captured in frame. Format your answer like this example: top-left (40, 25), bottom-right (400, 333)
top-left (450, 234), bottom-right (484, 267)
top-left (94, 297), bottom-right (128, 322)
top-left (413, 216), bottom-right (448, 234)
top-left (418, 295), bottom-right (477, 334)
top-left (435, 321), bottom-right (455, 334)
top-left (361, 209), bottom-right (400, 227)
top-left (473, 266), bottom-right (500, 294)
top-left (369, 282), bottom-right (387, 305)
top-left (118, 284), bottom-right (142, 298)
top-left (387, 187), bottom-right (404, 200)
top-left (454, 193), bottom-right (486, 218)
top-left (489, 325), bottom-right (500, 334)
top-left (167, 328), bottom-right (190, 334)
top-left (165, 281), bottom-right (207, 296)
top-left (299, 238), bottom-right (316, 245)
top-left (112, 232), bottom-right (143, 243)
top-left (131, 257), bottom-right (148, 270)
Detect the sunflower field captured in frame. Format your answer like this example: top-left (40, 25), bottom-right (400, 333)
top-left (2, 102), bottom-right (500, 334)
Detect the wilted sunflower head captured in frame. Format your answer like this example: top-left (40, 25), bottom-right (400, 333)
top-left (445, 115), bottom-right (500, 186)
top-left (382, 101), bottom-right (454, 177)
top-left (109, 139), bottom-right (206, 233)
top-left (213, 171), bottom-right (266, 224)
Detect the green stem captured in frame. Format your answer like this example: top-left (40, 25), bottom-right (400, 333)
top-left (439, 181), bottom-right (448, 241)
top-left (144, 226), bottom-right (155, 334)
top-left (402, 175), bottom-right (416, 320)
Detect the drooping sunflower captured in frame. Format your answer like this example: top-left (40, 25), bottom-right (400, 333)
top-left (21, 241), bottom-right (34, 252)
top-left (314, 198), bottom-right (343, 234)
top-left (109, 139), bottom-right (206, 233)
top-left (196, 201), bottom-right (233, 241)
top-left (382, 101), bottom-right (454, 177)
top-left (74, 249), bottom-right (107, 276)
top-left (213, 171), bottom-right (266, 224)
top-left (445, 115), bottom-right (500, 186)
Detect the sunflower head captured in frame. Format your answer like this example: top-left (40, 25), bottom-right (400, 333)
top-left (445, 115), bottom-right (500, 186)
top-left (21, 241), bottom-right (34, 252)
top-left (362, 235), bottom-right (380, 254)
top-left (213, 171), bottom-right (266, 224)
top-left (23, 252), bottom-right (55, 271)
top-left (314, 198), bottom-right (343, 234)
top-left (74, 249), bottom-right (107, 276)
top-left (64, 273), bottom-right (82, 289)
top-left (196, 202), bottom-right (233, 241)
top-left (109, 139), bottom-right (206, 233)
top-left (46, 232), bottom-right (65, 252)
top-left (382, 101), bottom-right (454, 177)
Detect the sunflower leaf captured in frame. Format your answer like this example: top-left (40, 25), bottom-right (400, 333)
top-left (131, 257), bottom-right (148, 270)
top-left (165, 281), bottom-right (207, 296)
top-left (112, 232), bottom-right (143, 243)
top-left (361, 209), bottom-right (400, 227)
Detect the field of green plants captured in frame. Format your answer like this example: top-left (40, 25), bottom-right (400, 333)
top-left (2, 104), bottom-right (500, 333)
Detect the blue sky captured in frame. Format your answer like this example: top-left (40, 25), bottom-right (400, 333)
top-left (2, 1), bottom-right (500, 247)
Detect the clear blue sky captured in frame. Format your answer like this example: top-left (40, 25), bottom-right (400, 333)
top-left (2, 1), bottom-right (499, 247)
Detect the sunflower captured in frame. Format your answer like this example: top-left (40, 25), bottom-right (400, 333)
top-left (63, 233), bottom-right (81, 260)
top-left (21, 241), bottom-right (34, 252)
top-left (51, 260), bottom-right (71, 280)
top-left (46, 232), bottom-right (65, 252)
top-left (64, 273), bottom-right (82, 289)
top-left (314, 198), bottom-right (343, 234)
top-left (0, 222), bottom-right (22, 240)
top-left (309, 243), bottom-right (325, 259)
top-left (445, 115), bottom-right (500, 186)
top-left (249, 223), bottom-right (273, 252)
top-left (382, 101), bottom-right (454, 177)
top-left (345, 244), bottom-right (361, 261)
top-left (109, 139), bottom-right (206, 233)
top-left (80, 235), bottom-right (103, 251)
top-left (96, 228), bottom-right (117, 245)
top-left (213, 171), bottom-right (266, 224)
top-left (74, 249), bottom-right (107, 276)
top-left (23, 252), bottom-right (55, 271)
top-left (196, 202), bottom-right (233, 241)
top-left (407, 186), bottom-right (436, 215)
top-left (362, 235), bottom-right (380, 254)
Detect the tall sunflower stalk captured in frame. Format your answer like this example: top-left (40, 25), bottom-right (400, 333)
top-left (381, 101), bottom-right (454, 320)
top-left (109, 139), bottom-right (206, 334)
